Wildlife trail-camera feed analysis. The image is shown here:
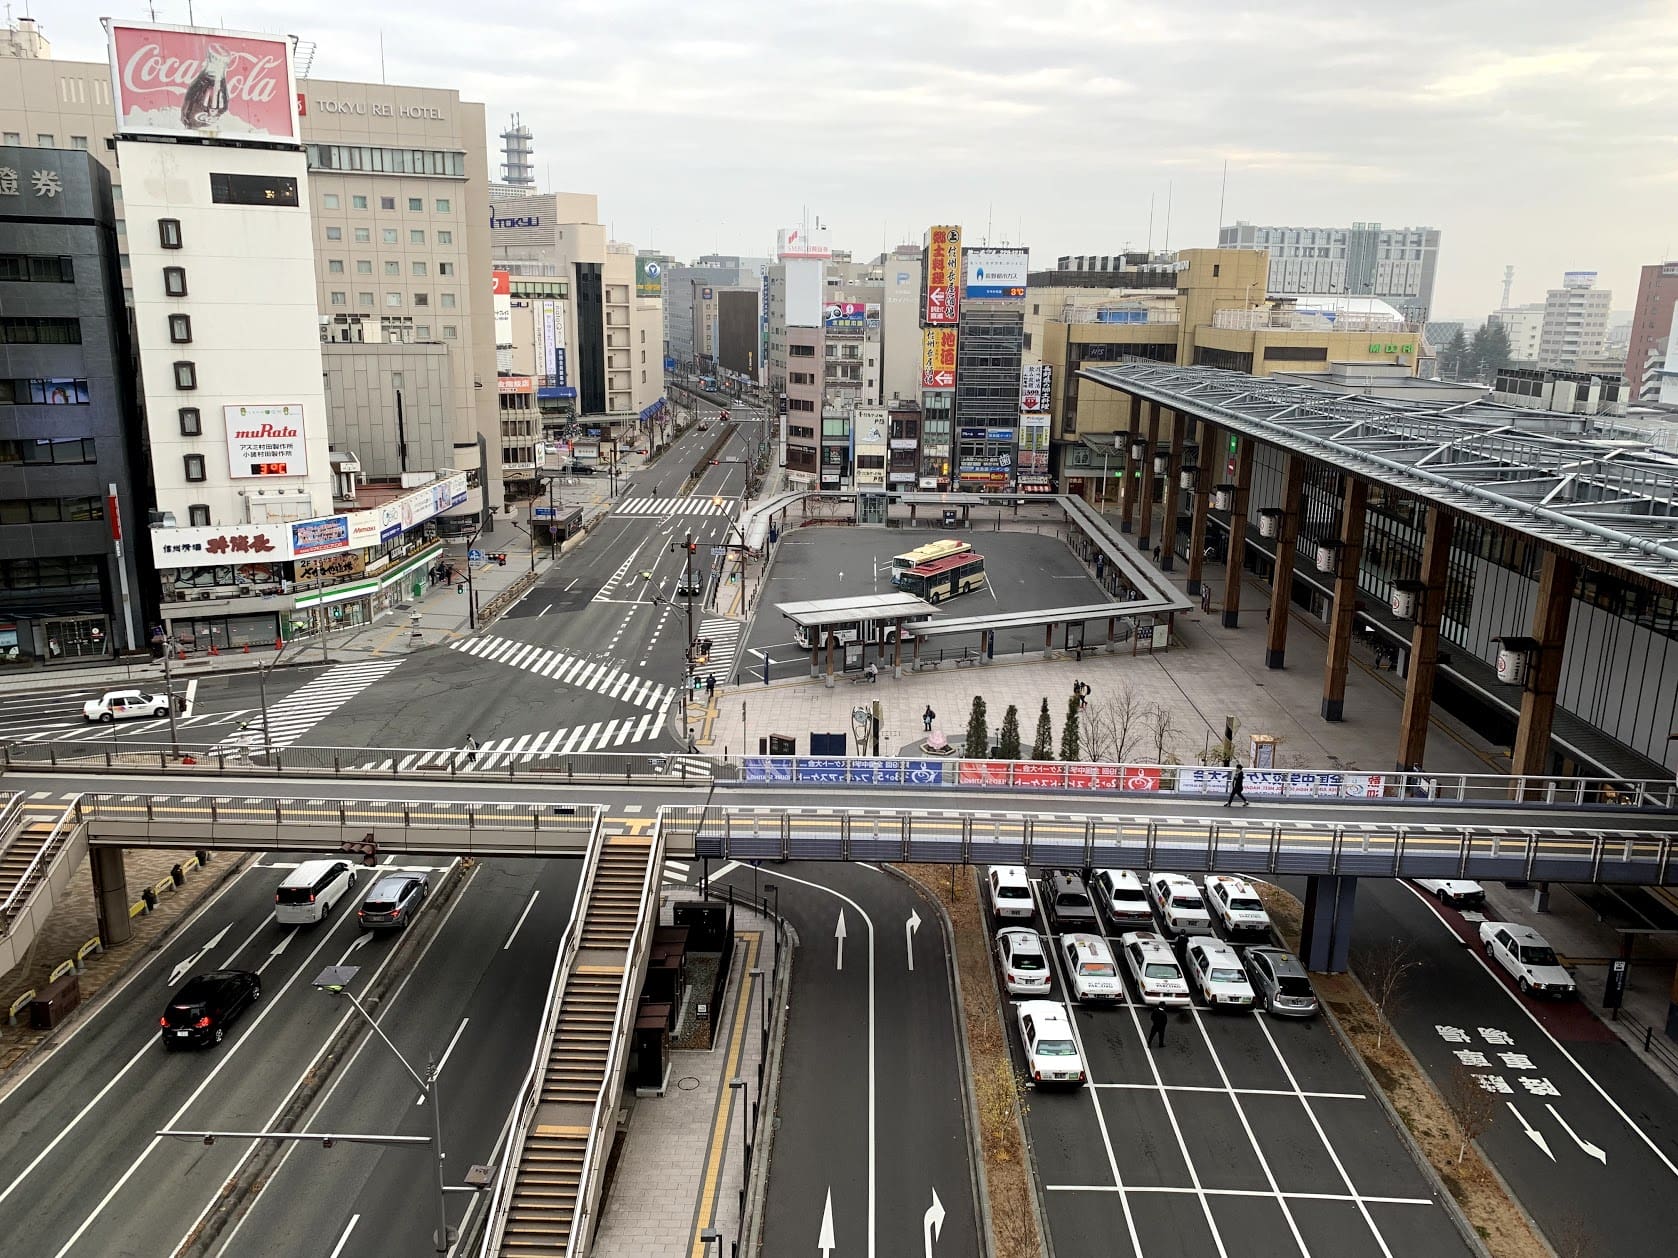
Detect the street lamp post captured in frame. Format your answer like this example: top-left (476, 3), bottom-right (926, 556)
top-left (729, 1074), bottom-right (749, 1250)
top-left (314, 967), bottom-right (454, 1253)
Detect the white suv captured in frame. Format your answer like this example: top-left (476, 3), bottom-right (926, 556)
top-left (1091, 868), bottom-right (1154, 929)
top-left (1204, 875), bottom-right (1272, 938)
top-left (1479, 922), bottom-right (1575, 997)
top-left (1119, 931), bottom-right (1192, 1007)
top-left (1148, 872), bottom-right (1213, 938)
top-left (1060, 933), bottom-right (1124, 1005)
top-left (987, 865), bottom-right (1035, 921)
top-left (1183, 937), bottom-right (1256, 1010)
top-left (1016, 1000), bottom-right (1086, 1088)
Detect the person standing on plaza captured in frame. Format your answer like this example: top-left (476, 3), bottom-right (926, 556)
top-left (923, 705), bottom-right (936, 732)
top-left (1147, 1004), bottom-right (1169, 1048)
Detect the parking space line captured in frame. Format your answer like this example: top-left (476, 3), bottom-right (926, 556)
top-left (1250, 1007), bottom-right (1397, 1258)
top-left (1187, 1007), bottom-right (1310, 1256)
top-left (1028, 877), bottom-right (1144, 1258)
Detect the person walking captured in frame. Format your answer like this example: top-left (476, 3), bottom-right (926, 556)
top-left (1147, 1004), bottom-right (1169, 1048)
top-left (705, 673), bottom-right (716, 699)
top-left (1153, 544), bottom-right (1162, 564)
top-left (923, 705), bottom-right (936, 732)
top-left (1225, 762), bottom-right (1248, 807)
top-left (465, 735), bottom-right (479, 765)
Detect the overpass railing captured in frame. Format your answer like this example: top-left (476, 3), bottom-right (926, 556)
top-left (78, 794), bottom-right (603, 857)
top-left (3, 741), bottom-right (733, 784)
top-left (670, 805), bottom-right (1678, 886)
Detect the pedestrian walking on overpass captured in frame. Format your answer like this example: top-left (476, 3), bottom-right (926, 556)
top-left (1224, 762), bottom-right (1248, 807)
top-left (1147, 1005), bottom-right (1169, 1048)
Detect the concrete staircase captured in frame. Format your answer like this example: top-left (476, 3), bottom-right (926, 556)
top-left (496, 832), bottom-right (657, 1256)
top-left (0, 798), bottom-right (86, 978)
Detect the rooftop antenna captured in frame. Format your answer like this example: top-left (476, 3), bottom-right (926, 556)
top-left (378, 31), bottom-right (386, 85)
top-left (986, 202), bottom-right (993, 246)
top-left (1217, 160), bottom-right (1228, 234)
top-left (1146, 194), bottom-right (1155, 253)
top-left (1163, 180), bottom-right (1173, 252)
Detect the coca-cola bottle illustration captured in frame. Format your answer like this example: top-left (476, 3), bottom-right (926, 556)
top-left (180, 46), bottom-right (231, 130)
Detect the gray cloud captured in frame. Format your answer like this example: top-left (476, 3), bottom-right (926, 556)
top-left (49, 0), bottom-right (1677, 315)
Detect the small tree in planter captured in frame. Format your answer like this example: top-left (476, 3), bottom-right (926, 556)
top-left (964, 695), bottom-right (989, 758)
top-left (1059, 695), bottom-right (1081, 762)
top-left (1032, 698), bottom-right (1054, 759)
top-left (998, 705), bottom-right (1022, 759)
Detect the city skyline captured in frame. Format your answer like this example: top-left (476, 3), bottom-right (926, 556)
top-left (40, 0), bottom-right (1678, 318)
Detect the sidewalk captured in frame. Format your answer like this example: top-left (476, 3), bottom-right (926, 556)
top-left (590, 892), bottom-right (773, 1258)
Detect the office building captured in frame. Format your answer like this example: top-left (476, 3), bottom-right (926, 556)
top-left (0, 146), bottom-right (147, 666)
top-left (664, 255), bottom-right (767, 371)
top-left (1218, 221), bottom-right (1441, 323)
top-left (1538, 271), bottom-right (1613, 370)
top-left (0, 17), bottom-right (501, 527)
top-left (1486, 305), bottom-right (1546, 365)
top-left (1626, 262), bottom-right (1678, 403)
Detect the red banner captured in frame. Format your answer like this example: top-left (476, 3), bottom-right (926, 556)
top-left (924, 225), bottom-right (961, 325)
top-left (1012, 761), bottom-right (1066, 788)
top-left (957, 760), bottom-right (1010, 787)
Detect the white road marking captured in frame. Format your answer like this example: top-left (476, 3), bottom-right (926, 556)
top-left (327, 1214), bottom-right (360, 1258)
top-left (504, 891), bottom-right (540, 950)
top-left (418, 1018), bottom-right (471, 1105)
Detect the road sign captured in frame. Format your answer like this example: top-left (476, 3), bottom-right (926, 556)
top-left (533, 507), bottom-right (557, 521)
top-left (468, 549), bottom-right (484, 562)
top-left (711, 546), bottom-right (727, 556)
top-left (1604, 958), bottom-right (1628, 1009)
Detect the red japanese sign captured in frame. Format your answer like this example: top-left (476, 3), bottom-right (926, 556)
top-left (109, 22), bottom-right (299, 144)
top-left (924, 225), bottom-right (961, 326)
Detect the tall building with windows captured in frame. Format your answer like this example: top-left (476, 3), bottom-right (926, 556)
top-left (0, 18), bottom-right (500, 526)
top-left (1625, 261), bottom-right (1678, 403)
top-left (1538, 271), bottom-right (1613, 370)
top-left (0, 146), bottom-right (147, 666)
top-left (1218, 221), bottom-right (1441, 324)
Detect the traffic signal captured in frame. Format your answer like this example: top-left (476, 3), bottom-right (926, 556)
top-left (687, 541), bottom-right (697, 554)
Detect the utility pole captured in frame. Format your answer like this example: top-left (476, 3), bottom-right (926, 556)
top-left (669, 530), bottom-right (697, 747)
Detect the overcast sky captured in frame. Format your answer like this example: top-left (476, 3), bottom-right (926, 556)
top-left (45, 0), bottom-right (1678, 317)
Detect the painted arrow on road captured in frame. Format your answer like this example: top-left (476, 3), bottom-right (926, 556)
top-left (1506, 1102), bottom-right (1555, 1160)
top-left (923, 1188), bottom-right (945, 1256)
top-left (835, 911), bottom-right (847, 972)
top-left (818, 1187), bottom-right (836, 1256)
top-left (256, 928), bottom-right (295, 975)
top-left (906, 908), bottom-right (922, 972)
top-left (167, 924), bottom-right (231, 986)
top-left (1546, 1104), bottom-right (1608, 1165)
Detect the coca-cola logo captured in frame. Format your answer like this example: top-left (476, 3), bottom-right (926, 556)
top-left (121, 41), bottom-right (284, 104)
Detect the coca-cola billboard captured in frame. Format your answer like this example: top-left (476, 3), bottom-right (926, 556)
top-left (108, 22), bottom-right (299, 144)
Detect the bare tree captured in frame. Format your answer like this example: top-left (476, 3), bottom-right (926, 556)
top-left (1145, 702), bottom-right (1180, 765)
top-left (1442, 1061), bottom-right (1498, 1164)
top-left (1355, 936), bottom-right (1419, 1051)
top-left (1084, 683), bottom-right (1147, 763)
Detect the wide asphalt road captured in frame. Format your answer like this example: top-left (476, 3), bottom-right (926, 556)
top-left (1348, 877), bottom-right (1678, 1254)
top-left (0, 848), bottom-right (579, 1257)
top-left (750, 860), bottom-right (980, 1258)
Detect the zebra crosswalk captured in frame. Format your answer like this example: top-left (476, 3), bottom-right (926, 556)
top-left (614, 495), bottom-right (736, 517)
top-left (218, 659), bottom-right (404, 753)
top-left (353, 712), bottom-right (669, 772)
top-left (693, 618), bottom-right (743, 685)
top-left (449, 635), bottom-right (670, 710)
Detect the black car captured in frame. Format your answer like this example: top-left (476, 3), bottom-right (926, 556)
top-left (1045, 870), bottom-right (1100, 933)
top-left (358, 871), bottom-right (429, 931)
top-left (160, 970), bottom-right (260, 1048)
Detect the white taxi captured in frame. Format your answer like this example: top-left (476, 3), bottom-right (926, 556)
top-left (1147, 872), bottom-right (1214, 938)
top-left (1119, 931), bottom-right (1192, 1007)
top-left (1183, 937), bottom-right (1256, 1010)
top-left (1016, 1001), bottom-right (1087, 1088)
top-left (995, 928), bottom-right (1052, 997)
top-left (83, 689), bottom-right (174, 723)
top-left (1060, 933), bottom-right (1124, 1005)
top-left (1204, 875), bottom-right (1272, 938)
top-left (1479, 921), bottom-right (1575, 997)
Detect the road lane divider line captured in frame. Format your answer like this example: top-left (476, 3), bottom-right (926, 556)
top-left (327, 1213), bottom-right (359, 1258)
top-left (419, 1019), bottom-right (471, 1106)
top-left (47, 882), bottom-right (400, 1258)
top-left (503, 890), bottom-right (540, 950)
top-left (687, 933), bottom-right (761, 1258)
top-left (217, 912), bottom-right (278, 969)
top-left (172, 856), bottom-right (471, 1258)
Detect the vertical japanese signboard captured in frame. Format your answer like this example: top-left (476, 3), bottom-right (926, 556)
top-left (924, 225), bottom-right (961, 325)
top-left (921, 328), bottom-right (957, 389)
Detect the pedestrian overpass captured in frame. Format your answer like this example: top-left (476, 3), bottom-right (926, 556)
top-left (5, 778), bottom-right (1678, 1255)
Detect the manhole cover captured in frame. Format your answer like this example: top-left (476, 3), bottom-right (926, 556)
top-left (677, 1076), bottom-right (701, 1091)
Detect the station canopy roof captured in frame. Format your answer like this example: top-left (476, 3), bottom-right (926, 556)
top-left (1081, 362), bottom-right (1678, 591)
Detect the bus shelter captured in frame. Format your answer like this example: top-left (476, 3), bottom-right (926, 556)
top-left (777, 593), bottom-right (938, 685)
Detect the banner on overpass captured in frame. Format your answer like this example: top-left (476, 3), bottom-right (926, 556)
top-left (738, 757), bottom-right (1386, 797)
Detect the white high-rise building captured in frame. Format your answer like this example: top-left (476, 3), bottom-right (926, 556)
top-left (1538, 271), bottom-right (1613, 369)
top-left (1487, 303), bottom-right (1546, 364)
top-left (1218, 221), bottom-right (1441, 323)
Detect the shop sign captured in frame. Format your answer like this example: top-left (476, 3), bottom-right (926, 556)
top-left (296, 551), bottom-right (365, 583)
top-left (152, 524), bottom-right (286, 567)
top-left (291, 515), bottom-right (351, 557)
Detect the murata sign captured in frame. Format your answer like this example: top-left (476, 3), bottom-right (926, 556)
top-left (108, 22), bottom-right (300, 145)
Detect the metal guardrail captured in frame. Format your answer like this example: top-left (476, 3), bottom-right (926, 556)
top-left (2, 742), bottom-right (734, 783)
top-left (669, 805), bottom-right (1678, 886)
top-left (0, 791), bottom-right (23, 839)
top-left (474, 809), bottom-right (610, 1254)
top-left (1617, 1008), bottom-right (1678, 1076)
top-left (78, 794), bottom-right (603, 858)
top-left (0, 799), bottom-right (79, 926)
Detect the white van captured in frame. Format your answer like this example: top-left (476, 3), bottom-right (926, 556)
top-left (275, 859), bottom-right (360, 925)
